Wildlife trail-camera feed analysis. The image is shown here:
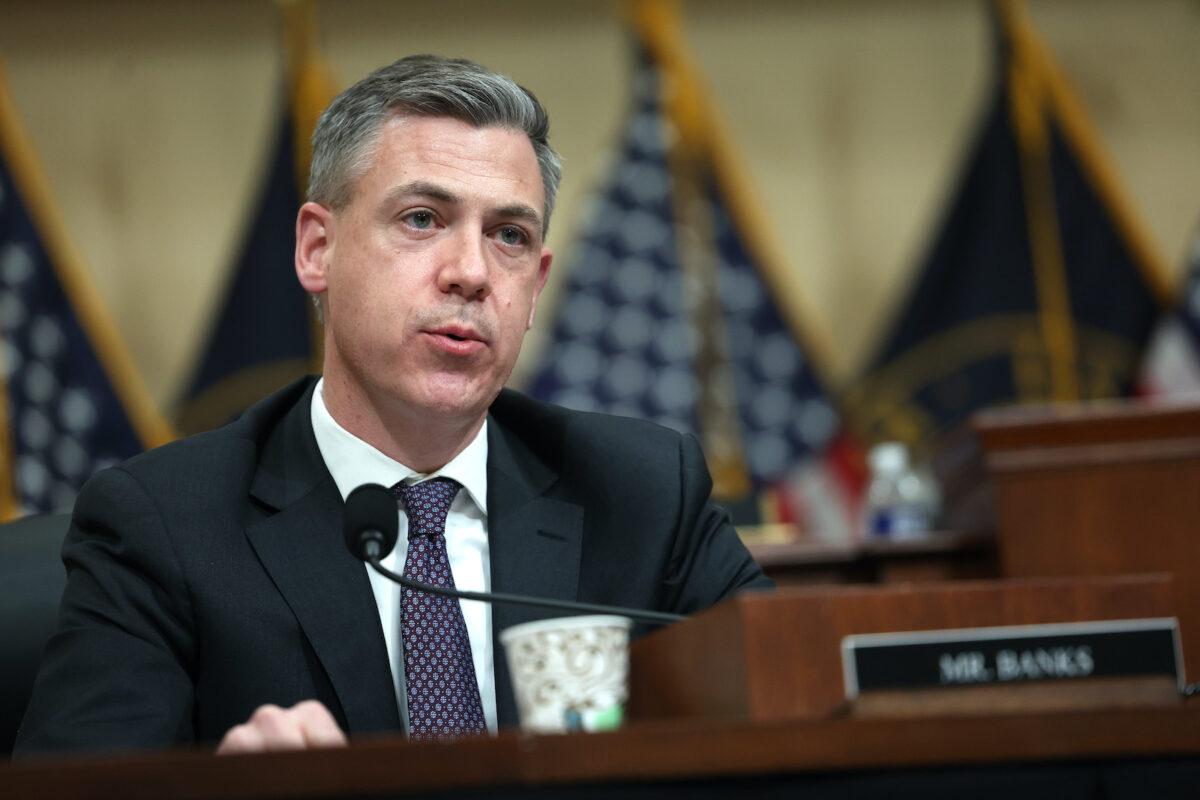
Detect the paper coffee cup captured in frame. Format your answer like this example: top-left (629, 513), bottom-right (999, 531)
top-left (499, 614), bottom-right (632, 733)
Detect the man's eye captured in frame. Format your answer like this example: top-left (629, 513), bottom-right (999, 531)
top-left (497, 226), bottom-right (527, 247)
top-left (405, 210), bottom-right (435, 230)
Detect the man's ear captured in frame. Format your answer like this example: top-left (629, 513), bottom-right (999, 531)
top-left (526, 248), bottom-right (553, 329)
top-left (296, 201), bottom-right (333, 295)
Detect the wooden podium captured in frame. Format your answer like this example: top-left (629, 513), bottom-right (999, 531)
top-left (975, 400), bottom-right (1200, 681)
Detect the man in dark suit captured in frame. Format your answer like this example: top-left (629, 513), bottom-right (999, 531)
top-left (16, 55), bottom-right (769, 755)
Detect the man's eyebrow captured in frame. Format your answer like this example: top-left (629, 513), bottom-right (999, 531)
top-left (495, 203), bottom-right (543, 230)
top-left (384, 180), bottom-right (461, 206)
top-left (381, 183), bottom-right (542, 226)
top-left (385, 181), bottom-right (544, 233)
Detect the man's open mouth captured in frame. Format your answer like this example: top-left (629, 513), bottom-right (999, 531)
top-left (425, 326), bottom-right (487, 350)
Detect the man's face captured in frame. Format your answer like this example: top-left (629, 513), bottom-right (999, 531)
top-left (299, 115), bottom-right (552, 427)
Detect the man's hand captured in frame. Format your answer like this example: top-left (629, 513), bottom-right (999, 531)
top-left (216, 700), bottom-right (348, 754)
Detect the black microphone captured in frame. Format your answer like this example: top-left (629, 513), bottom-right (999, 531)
top-left (343, 483), bottom-right (685, 626)
top-left (344, 481), bottom-right (401, 561)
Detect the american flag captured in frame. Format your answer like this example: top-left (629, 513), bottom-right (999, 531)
top-left (0, 68), bottom-right (172, 519)
top-left (529, 54), bottom-right (698, 435)
top-left (527, 36), bottom-right (862, 539)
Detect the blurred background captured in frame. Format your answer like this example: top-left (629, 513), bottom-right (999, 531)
top-left (2, 0), bottom-right (1200, 535)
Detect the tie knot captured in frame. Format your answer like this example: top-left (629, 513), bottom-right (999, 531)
top-left (394, 477), bottom-right (460, 540)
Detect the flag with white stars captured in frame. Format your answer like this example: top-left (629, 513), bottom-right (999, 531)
top-left (529, 52), bottom-right (699, 437)
top-left (0, 68), bottom-right (171, 519)
top-left (527, 27), bottom-right (863, 539)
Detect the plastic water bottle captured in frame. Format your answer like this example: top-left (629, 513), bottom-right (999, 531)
top-left (864, 442), bottom-right (939, 539)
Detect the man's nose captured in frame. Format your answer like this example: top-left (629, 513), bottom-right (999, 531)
top-left (438, 231), bottom-right (491, 300)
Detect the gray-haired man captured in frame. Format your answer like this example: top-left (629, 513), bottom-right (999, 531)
top-left (16, 55), bottom-right (769, 756)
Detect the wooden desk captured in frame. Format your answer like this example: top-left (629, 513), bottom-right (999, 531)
top-left (3, 707), bottom-right (1198, 799)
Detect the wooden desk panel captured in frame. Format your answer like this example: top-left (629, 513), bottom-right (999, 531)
top-left (629, 576), bottom-right (1177, 723)
top-left (976, 401), bottom-right (1200, 681)
top-left (3, 707), bottom-right (1199, 799)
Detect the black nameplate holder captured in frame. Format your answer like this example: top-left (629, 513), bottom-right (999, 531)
top-left (842, 618), bottom-right (1184, 699)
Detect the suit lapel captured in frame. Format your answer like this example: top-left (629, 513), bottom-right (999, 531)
top-left (486, 415), bottom-right (583, 727)
top-left (244, 384), bottom-right (400, 735)
top-left (239, 383), bottom-right (583, 732)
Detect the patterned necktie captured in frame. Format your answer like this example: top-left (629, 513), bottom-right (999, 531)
top-left (394, 477), bottom-right (487, 739)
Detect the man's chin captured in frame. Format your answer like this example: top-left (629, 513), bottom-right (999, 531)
top-left (408, 382), bottom-right (497, 422)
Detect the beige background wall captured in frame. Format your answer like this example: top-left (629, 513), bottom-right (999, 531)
top-left (2, 0), bottom-right (1198, 412)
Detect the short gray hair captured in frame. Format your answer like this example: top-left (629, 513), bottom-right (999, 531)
top-left (308, 54), bottom-right (562, 233)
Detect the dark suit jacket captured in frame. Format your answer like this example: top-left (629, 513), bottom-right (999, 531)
top-left (15, 378), bottom-right (770, 754)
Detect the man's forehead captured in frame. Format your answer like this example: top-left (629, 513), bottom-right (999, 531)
top-left (375, 113), bottom-right (536, 170)
top-left (358, 115), bottom-right (545, 217)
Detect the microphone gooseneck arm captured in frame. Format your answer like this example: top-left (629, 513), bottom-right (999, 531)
top-left (365, 556), bottom-right (685, 626)
top-left (343, 483), bottom-right (685, 627)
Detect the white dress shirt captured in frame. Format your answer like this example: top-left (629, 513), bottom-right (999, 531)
top-left (309, 378), bottom-right (496, 733)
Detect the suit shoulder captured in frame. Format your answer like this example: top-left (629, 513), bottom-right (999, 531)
top-left (489, 389), bottom-right (695, 485)
top-left (491, 389), bottom-right (686, 447)
top-left (102, 377), bottom-right (315, 485)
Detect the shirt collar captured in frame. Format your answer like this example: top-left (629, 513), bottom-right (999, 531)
top-left (310, 377), bottom-right (489, 515)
